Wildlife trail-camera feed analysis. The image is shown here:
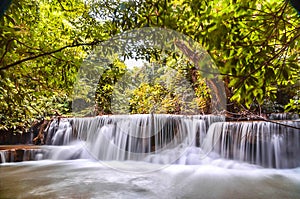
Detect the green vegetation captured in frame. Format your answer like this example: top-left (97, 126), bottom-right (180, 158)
top-left (0, 0), bottom-right (299, 132)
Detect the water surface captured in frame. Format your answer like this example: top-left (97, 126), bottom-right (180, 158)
top-left (1, 159), bottom-right (300, 199)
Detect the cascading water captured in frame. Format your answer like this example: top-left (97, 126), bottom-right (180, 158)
top-left (269, 113), bottom-right (299, 120)
top-left (37, 114), bottom-right (300, 169)
top-left (0, 150), bottom-right (6, 163)
top-left (45, 114), bottom-right (224, 164)
top-left (203, 121), bottom-right (300, 168)
top-left (1, 114), bottom-right (300, 199)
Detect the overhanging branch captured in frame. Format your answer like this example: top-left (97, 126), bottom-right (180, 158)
top-left (0, 40), bottom-right (103, 71)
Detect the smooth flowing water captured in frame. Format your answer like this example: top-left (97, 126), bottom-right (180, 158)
top-left (1, 160), bottom-right (300, 199)
top-left (1, 114), bottom-right (300, 198)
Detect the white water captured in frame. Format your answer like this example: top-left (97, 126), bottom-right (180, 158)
top-left (1, 159), bottom-right (300, 199)
top-left (1, 114), bottom-right (300, 198)
top-left (203, 121), bottom-right (300, 168)
top-left (43, 114), bottom-right (300, 169)
top-left (42, 115), bottom-right (227, 164)
top-left (269, 113), bottom-right (299, 120)
top-left (0, 150), bottom-right (6, 163)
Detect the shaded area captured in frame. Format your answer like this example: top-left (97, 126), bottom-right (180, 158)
top-left (0, 0), bottom-right (11, 17)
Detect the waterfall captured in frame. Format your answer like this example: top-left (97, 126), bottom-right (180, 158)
top-left (45, 114), bottom-right (224, 162)
top-left (0, 148), bottom-right (48, 163)
top-left (32, 114), bottom-right (300, 168)
top-left (0, 150), bottom-right (6, 163)
top-left (268, 113), bottom-right (299, 120)
top-left (203, 121), bottom-right (300, 168)
top-left (45, 119), bottom-right (74, 145)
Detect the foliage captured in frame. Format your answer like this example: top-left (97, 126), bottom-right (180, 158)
top-left (0, 0), bottom-right (92, 130)
top-left (129, 83), bottom-right (174, 114)
top-left (94, 0), bottom-right (299, 113)
top-left (106, 54), bottom-right (211, 115)
top-left (0, 0), bottom-right (299, 132)
top-left (95, 58), bottom-right (127, 114)
top-left (284, 87), bottom-right (300, 113)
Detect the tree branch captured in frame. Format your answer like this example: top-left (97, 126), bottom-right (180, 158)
top-left (225, 110), bottom-right (300, 130)
top-left (235, 31), bottom-right (300, 89)
top-left (0, 40), bottom-right (103, 71)
top-left (0, 39), bottom-right (14, 64)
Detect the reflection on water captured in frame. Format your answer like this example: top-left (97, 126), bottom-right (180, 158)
top-left (1, 159), bottom-right (300, 199)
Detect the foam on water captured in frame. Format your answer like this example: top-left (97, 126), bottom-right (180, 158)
top-left (203, 121), bottom-right (300, 168)
top-left (1, 114), bottom-right (299, 198)
top-left (43, 114), bottom-right (300, 168)
top-left (1, 159), bottom-right (300, 199)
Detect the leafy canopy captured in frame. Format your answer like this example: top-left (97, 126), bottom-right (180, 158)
top-left (0, 0), bottom-right (299, 132)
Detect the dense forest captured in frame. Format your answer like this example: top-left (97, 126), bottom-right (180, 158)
top-left (0, 0), bottom-right (299, 133)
